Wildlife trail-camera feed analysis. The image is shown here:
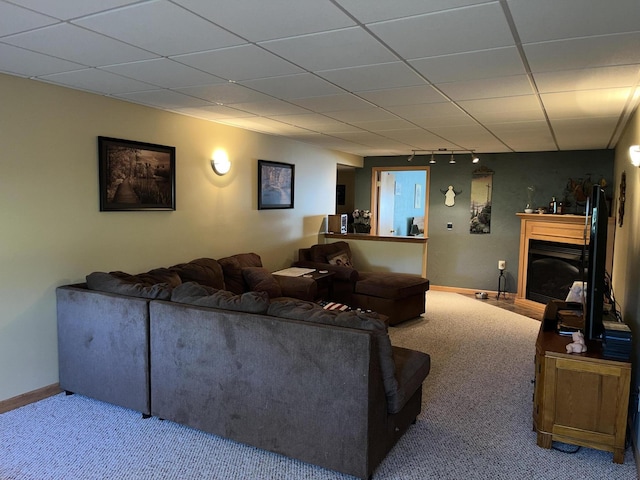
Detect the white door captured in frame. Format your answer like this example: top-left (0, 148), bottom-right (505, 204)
top-left (378, 171), bottom-right (396, 235)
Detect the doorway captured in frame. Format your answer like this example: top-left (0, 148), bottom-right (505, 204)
top-left (371, 166), bottom-right (430, 237)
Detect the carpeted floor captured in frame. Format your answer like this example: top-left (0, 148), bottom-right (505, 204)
top-left (0, 291), bottom-right (637, 479)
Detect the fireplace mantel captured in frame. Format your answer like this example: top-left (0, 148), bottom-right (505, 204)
top-left (515, 213), bottom-right (589, 311)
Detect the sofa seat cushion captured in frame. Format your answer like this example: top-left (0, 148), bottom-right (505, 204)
top-left (355, 272), bottom-right (429, 299)
top-left (169, 258), bottom-right (225, 290)
top-left (390, 346), bottom-right (431, 414)
top-left (86, 271), bottom-right (174, 299)
top-left (242, 267), bottom-right (282, 298)
top-left (218, 253), bottom-right (263, 294)
top-left (267, 299), bottom-right (400, 412)
top-left (170, 282), bottom-right (269, 314)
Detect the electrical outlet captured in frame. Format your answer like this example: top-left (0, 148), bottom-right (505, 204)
top-left (447, 222), bottom-right (453, 230)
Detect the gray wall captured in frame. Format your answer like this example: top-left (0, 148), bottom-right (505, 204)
top-left (357, 150), bottom-right (614, 292)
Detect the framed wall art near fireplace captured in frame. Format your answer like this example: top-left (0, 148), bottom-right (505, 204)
top-left (258, 160), bottom-right (294, 210)
top-left (98, 136), bottom-right (175, 211)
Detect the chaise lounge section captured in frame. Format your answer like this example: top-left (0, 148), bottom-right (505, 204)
top-left (295, 241), bottom-right (430, 325)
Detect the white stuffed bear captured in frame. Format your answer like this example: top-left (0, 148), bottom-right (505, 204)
top-left (566, 331), bottom-right (587, 353)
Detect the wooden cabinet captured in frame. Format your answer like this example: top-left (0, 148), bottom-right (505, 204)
top-left (533, 325), bottom-right (631, 463)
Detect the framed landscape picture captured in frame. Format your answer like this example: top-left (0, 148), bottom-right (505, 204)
top-left (98, 136), bottom-right (175, 211)
top-left (258, 160), bottom-right (294, 210)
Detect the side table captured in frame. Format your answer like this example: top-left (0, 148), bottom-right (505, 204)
top-left (303, 270), bottom-right (335, 301)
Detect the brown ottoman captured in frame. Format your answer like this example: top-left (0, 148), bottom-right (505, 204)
top-left (352, 272), bottom-right (430, 326)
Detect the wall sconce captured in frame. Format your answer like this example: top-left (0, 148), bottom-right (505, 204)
top-left (211, 149), bottom-right (231, 175)
top-left (629, 145), bottom-right (640, 167)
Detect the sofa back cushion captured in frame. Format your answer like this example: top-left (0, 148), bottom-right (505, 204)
top-left (309, 241), bottom-right (352, 264)
top-left (218, 253), bottom-right (263, 294)
top-left (86, 271), bottom-right (174, 300)
top-left (169, 258), bottom-right (225, 290)
top-left (267, 299), bottom-right (399, 410)
top-left (170, 282), bottom-right (270, 314)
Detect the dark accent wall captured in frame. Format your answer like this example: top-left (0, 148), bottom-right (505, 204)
top-left (356, 150), bottom-right (614, 292)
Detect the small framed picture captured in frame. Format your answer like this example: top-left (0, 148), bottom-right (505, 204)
top-left (258, 160), bottom-right (294, 210)
top-left (98, 136), bottom-right (175, 211)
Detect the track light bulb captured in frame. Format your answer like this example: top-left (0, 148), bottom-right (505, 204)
top-left (471, 152), bottom-right (479, 163)
top-left (449, 153), bottom-right (456, 164)
top-left (429, 152), bottom-right (436, 164)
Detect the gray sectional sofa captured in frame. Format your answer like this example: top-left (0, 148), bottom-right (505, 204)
top-left (56, 254), bottom-right (431, 479)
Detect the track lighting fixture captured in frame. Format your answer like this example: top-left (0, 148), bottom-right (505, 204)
top-left (406, 149), bottom-right (479, 164)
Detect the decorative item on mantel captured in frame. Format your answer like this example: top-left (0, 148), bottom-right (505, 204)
top-left (525, 186), bottom-right (535, 213)
top-left (351, 208), bottom-right (371, 234)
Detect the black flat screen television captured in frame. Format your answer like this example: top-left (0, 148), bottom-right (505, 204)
top-left (584, 184), bottom-right (608, 341)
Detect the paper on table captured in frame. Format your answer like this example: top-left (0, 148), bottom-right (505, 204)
top-left (272, 267), bottom-right (316, 277)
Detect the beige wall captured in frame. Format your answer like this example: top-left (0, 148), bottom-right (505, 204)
top-left (612, 106), bottom-right (640, 446)
top-left (0, 73), bottom-right (361, 402)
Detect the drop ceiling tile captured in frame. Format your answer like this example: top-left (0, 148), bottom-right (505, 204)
top-left (524, 33), bottom-right (640, 72)
top-left (39, 68), bottom-right (157, 94)
top-left (7, 0), bottom-right (140, 20)
top-left (176, 83), bottom-right (275, 105)
top-left (534, 66), bottom-right (640, 94)
top-left (0, 2), bottom-right (57, 36)
top-left (356, 85), bottom-right (445, 107)
top-left (330, 131), bottom-right (410, 149)
top-left (241, 73), bottom-right (343, 100)
top-left (508, 0), bottom-right (640, 43)
top-left (231, 100), bottom-right (309, 117)
top-left (551, 116), bottom-right (619, 150)
top-left (102, 58), bottom-right (225, 89)
top-left (541, 88), bottom-right (633, 119)
top-left (484, 121), bottom-right (555, 147)
top-left (412, 114), bottom-right (479, 129)
top-left (73, 1), bottom-right (245, 56)
top-left (219, 116), bottom-right (311, 135)
top-left (260, 27), bottom-right (397, 72)
top-left (458, 95), bottom-right (545, 123)
top-left (351, 118), bottom-right (417, 131)
top-left (173, 0), bottom-right (355, 42)
top-left (3, 23), bottom-right (157, 66)
top-left (378, 128), bottom-right (457, 150)
top-left (172, 105), bottom-right (256, 120)
top-left (266, 113), bottom-right (349, 131)
top-left (426, 124), bottom-right (504, 148)
top-left (436, 75), bottom-right (534, 101)
top-left (410, 47), bottom-right (526, 84)
top-left (115, 89), bottom-right (213, 109)
top-left (335, 0), bottom-right (491, 24)
top-left (0, 43), bottom-right (85, 77)
top-left (324, 107), bottom-right (399, 123)
top-left (318, 62), bottom-right (426, 92)
top-left (386, 102), bottom-right (464, 120)
top-left (289, 94), bottom-right (374, 112)
top-left (368, 2), bottom-right (514, 59)
top-left (172, 44), bottom-right (303, 81)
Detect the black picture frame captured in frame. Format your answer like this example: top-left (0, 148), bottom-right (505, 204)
top-left (98, 136), bottom-right (175, 211)
top-left (258, 160), bottom-right (294, 210)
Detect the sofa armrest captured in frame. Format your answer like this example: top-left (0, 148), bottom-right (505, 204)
top-left (274, 275), bottom-right (317, 301)
top-left (293, 260), bottom-right (359, 282)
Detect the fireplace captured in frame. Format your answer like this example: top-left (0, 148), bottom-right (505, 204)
top-left (526, 240), bottom-right (587, 304)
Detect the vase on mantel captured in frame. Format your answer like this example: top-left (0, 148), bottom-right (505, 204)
top-left (352, 223), bottom-right (371, 234)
